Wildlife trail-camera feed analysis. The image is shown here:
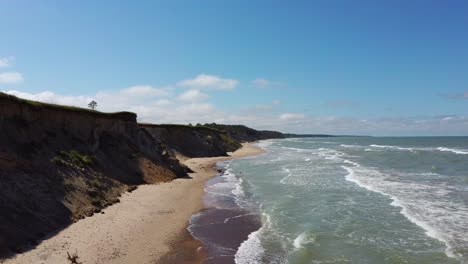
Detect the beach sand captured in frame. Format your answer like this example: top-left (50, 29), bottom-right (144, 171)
top-left (2, 143), bottom-right (264, 264)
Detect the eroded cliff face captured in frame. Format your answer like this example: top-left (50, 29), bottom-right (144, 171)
top-left (202, 124), bottom-right (285, 142)
top-left (0, 94), bottom-right (188, 258)
top-left (141, 124), bottom-right (242, 158)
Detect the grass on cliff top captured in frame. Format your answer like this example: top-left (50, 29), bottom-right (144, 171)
top-left (139, 123), bottom-right (227, 133)
top-left (0, 92), bottom-right (136, 119)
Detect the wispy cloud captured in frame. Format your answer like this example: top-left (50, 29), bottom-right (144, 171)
top-left (251, 78), bottom-right (281, 88)
top-left (119, 85), bottom-right (170, 97)
top-left (0, 56), bottom-right (15, 68)
top-left (6, 90), bottom-right (91, 106)
top-left (324, 100), bottom-right (358, 108)
top-left (442, 92), bottom-right (468, 100)
top-left (177, 74), bottom-right (238, 90)
top-left (4, 71), bottom-right (468, 136)
top-left (177, 89), bottom-right (209, 102)
top-left (279, 113), bottom-right (305, 121)
top-left (0, 72), bottom-right (24, 84)
top-left (5, 88), bottom-right (468, 135)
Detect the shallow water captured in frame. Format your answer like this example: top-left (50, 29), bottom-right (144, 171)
top-left (227, 137), bottom-right (468, 264)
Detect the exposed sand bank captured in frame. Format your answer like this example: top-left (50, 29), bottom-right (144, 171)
top-left (2, 144), bottom-right (264, 264)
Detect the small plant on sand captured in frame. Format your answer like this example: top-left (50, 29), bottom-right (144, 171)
top-left (66, 251), bottom-right (83, 264)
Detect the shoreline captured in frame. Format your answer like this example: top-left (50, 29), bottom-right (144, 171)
top-left (2, 143), bottom-right (264, 264)
top-left (161, 143), bottom-right (265, 264)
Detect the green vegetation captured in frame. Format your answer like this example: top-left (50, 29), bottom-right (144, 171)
top-left (139, 123), bottom-right (226, 133)
top-left (202, 123), bottom-right (285, 141)
top-left (90, 196), bottom-right (103, 207)
top-left (220, 133), bottom-right (242, 149)
top-left (52, 150), bottom-right (96, 168)
top-left (0, 92), bottom-right (135, 120)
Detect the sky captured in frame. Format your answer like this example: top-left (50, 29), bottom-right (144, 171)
top-left (1, 0), bottom-right (468, 136)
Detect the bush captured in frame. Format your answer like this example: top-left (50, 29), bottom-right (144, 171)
top-left (53, 150), bottom-right (96, 168)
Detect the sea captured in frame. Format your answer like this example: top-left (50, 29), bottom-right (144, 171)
top-left (189, 137), bottom-right (468, 264)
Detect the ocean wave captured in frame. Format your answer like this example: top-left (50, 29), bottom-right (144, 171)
top-left (340, 144), bottom-right (364, 149)
top-left (369, 144), bottom-right (416, 151)
top-left (342, 165), bottom-right (468, 262)
top-left (234, 213), bottom-right (270, 264)
top-left (369, 144), bottom-right (468, 155)
top-left (437, 147), bottom-right (468, 155)
top-left (205, 162), bottom-right (251, 209)
top-left (257, 139), bottom-right (275, 148)
top-left (234, 230), bottom-right (264, 264)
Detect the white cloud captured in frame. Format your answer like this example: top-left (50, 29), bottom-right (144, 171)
top-left (153, 99), bottom-right (172, 107)
top-left (4, 73), bottom-right (468, 136)
top-left (177, 74), bottom-right (238, 90)
top-left (279, 113), bottom-right (305, 121)
top-left (177, 89), bottom-right (209, 102)
top-left (251, 78), bottom-right (281, 88)
top-left (0, 57), bottom-right (15, 68)
top-left (0, 72), bottom-right (24, 84)
top-left (6, 90), bottom-right (91, 106)
top-left (5, 88), bottom-right (468, 135)
top-left (120, 85), bottom-right (170, 97)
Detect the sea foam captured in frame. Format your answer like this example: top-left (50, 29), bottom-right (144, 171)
top-left (234, 213), bottom-right (271, 264)
top-left (437, 147), bottom-right (468, 155)
top-left (342, 164), bottom-right (468, 261)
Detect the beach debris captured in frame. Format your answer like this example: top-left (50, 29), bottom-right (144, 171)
top-left (66, 251), bottom-right (83, 264)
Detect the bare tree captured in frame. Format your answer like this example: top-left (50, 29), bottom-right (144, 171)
top-left (88, 100), bottom-right (97, 110)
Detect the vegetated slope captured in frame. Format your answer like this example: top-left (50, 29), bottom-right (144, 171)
top-left (201, 123), bottom-right (285, 142)
top-left (0, 93), bottom-right (188, 258)
top-left (141, 124), bottom-right (242, 157)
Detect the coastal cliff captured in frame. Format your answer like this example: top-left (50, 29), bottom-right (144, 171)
top-left (0, 93), bottom-right (187, 257)
top-left (141, 124), bottom-right (242, 157)
top-left (202, 123), bottom-right (285, 142)
top-left (0, 93), bottom-right (283, 259)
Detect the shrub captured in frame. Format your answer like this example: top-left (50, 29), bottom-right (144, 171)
top-left (52, 150), bottom-right (96, 168)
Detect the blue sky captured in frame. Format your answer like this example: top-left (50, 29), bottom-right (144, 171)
top-left (1, 0), bottom-right (468, 135)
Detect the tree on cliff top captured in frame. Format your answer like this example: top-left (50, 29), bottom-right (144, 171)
top-left (88, 100), bottom-right (97, 110)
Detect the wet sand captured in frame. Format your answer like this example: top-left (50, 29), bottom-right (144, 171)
top-left (185, 158), bottom-right (264, 264)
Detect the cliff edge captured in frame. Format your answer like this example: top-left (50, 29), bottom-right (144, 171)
top-left (141, 124), bottom-right (242, 158)
top-left (0, 93), bottom-right (187, 257)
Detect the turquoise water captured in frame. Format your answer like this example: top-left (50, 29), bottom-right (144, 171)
top-left (226, 137), bottom-right (468, 264)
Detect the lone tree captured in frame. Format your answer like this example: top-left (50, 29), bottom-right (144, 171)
top-left (88, 100), bottom-right (97, 110)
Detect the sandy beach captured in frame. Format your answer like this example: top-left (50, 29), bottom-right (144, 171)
top-left (2, 143), bottom-right (264, 264)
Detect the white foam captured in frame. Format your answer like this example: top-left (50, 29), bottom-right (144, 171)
top-left (342, 165), bottom-right (468, 261)
top-left (293, 232), bottom-right (315, 249)
top-left (224, 212), bottom-right (256, 224)
top-left (369, 144), bottom-right (468, 154)
top-left (207, 162), bottom-right (251, 208)
top-left (234, 213), bottom-right (270, 264)
top-left (279, 167), bottom-right (292, 184)
top-left (232, 177), bottom-right (245, 198)
top-left (370, 144), bottom-right (415, 151)
top-left (343, 159), bottom-right (360, 167)
top-left (340, 144), bottom-right (363, 149)
top-left (256, 139), bottom-right (274, 148)
top-left (437, 147), bottom-right (468, 155)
